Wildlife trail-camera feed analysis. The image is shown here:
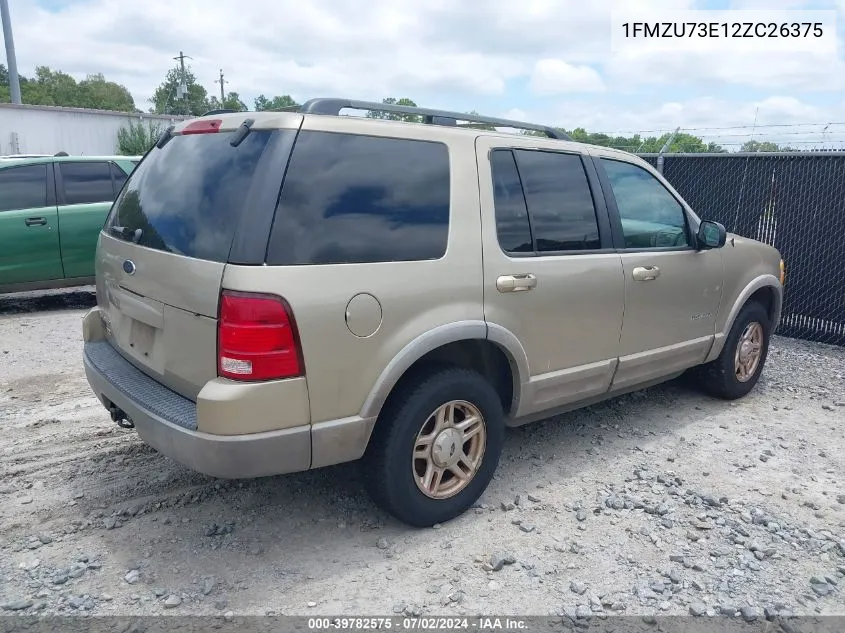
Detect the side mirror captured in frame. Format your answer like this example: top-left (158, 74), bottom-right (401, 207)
top-left (697, 220), bottom-right (726, 250)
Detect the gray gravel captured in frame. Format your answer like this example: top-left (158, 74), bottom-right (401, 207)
top-left (0, 290), bottom-right (844, 617)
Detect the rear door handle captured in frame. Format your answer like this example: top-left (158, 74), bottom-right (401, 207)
top-left (496, 273), bottom-right (537, 293)
top-left (25, 217), bottom-right (47, 227)
top-left (632, 266), bottom-right (660, 281)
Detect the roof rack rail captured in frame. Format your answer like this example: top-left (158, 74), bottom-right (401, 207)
top-left (298, 98), bottom-right (571, 141)
top-left (202, 109), bottom-right (239, 116)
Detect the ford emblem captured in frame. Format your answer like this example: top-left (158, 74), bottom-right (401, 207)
top-left (122, 259), bottom-right (136, 275)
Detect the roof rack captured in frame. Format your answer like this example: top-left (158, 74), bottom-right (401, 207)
top-left (298, 98), bottom-right (571, 141)
top-left (203, 109), bottom-right (239, 116)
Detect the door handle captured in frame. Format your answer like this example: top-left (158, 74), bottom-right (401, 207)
top-left (496, 273), bottom-right (537, 293)
top-left (632, 266), bottom-right (660, 281)
top-left (25, 217), bottom-right (47, 227)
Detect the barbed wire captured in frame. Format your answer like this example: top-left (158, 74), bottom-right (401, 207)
top-left (608, 139), bottom-right (845, 151)
top-left (604, 121), bottom-right (845, 135)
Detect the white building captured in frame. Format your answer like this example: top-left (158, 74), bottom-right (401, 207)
top-left (0, 103), bottom-right (189, 156)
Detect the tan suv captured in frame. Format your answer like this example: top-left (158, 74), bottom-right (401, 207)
top-left (82, 99), bottom-right (785, 527)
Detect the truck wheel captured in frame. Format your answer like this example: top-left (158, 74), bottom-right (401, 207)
top-left (695, 301), bottom-right (770, 400)
top-left (361, 367), bottom-right (504, 527)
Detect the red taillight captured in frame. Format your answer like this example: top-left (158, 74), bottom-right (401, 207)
top-left (182, 119), bottom-right (222, 135)
top-left (217, 290), bottom-right (303, 381)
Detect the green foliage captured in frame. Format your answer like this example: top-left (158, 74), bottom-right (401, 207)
top-left (365, 97), bottom-right (421, 123)
top-left (117, 120), bottom-right (163, 155)
top-left (207, 92), bottom-right (248, 112)
top-left (150, 65), bottom-right (209, 116)
top-left (548, 128), bottom-right (725, 153)
top-left (254, 94), bottom-right (298, 111)
top-left (0, 65), bottom-right (136, 111)
top-left (741, 139), bottom-right (794, 152)
top-left (78, 73), bottom-right (136, 111)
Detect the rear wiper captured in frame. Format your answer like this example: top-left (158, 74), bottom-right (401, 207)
top-left (156, 125), bottom-right (175, 149)
top-left (229, 118), bottom-right (255, 148)
top-left (110, 225), bottom-right (143, 243)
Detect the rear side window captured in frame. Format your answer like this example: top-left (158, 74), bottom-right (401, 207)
top-left (490, 150), bottom-right (533, 253)
top-left (106, 130), bottom-right (276, 262)
top-left (266, 131), bottom-right (450, 266)
top-left (0, 164), bottom-right (48, 212)
top-left (489, 149), bottom-right (600, 254)
top-left (513, 150), bottom-right (600, 252)
top-left (59, 161), bottom-right (114, 205)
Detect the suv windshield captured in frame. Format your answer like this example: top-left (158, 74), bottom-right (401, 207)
top-left (105, 129), bottom-right (277, 262)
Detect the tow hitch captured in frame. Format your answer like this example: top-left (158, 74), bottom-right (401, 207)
top-left (109, 404), bottom-right (135, 429)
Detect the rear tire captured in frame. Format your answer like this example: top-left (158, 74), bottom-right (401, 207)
top-left (361, 367), bottom-right (504, 527)
top-left (693, 301), bottom-right (770, 400)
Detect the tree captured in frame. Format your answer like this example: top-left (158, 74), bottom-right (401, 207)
top-left (0, 64), bottom-right (8, 102)
top-left (150, 65), bottom-right (209, 116)
top-left (77, 73), bottom-right (135, 111)
top-left (741, 140), bottom-right (793, 152)
top-left (523, 127), bottom-right (725, 153)
top-left (117, 120), bottom-right (163, 155)
top-left (0, 64), bottom-right (136, 111)
top-left (23, 66), bottom-right (80, 107)
top-left (207, 92), bottom-right (248, 112)
top-left (254, 94), bottom-right (298, 111)
top-left (365, 97), bottom-right (421, 123)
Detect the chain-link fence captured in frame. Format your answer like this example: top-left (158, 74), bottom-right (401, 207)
top-left (638, 152), bottom-right (845, 347)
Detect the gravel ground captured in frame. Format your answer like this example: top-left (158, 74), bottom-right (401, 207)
top-left (0, 288), bottom-right (844, 622)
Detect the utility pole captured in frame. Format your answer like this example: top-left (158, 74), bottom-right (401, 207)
top-left (173, 50), bottom-right (192, 102)
top-left (215, 68), bottom-right (226, 103)
top-left (1, 0), bottom-right (22, 104)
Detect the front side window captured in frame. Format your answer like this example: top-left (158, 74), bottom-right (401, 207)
top-left (601, 158), bottom-right (689, 249)
top-left (266, 131), bottom-right (450, 265)
top-left (0, 164), bottom-right (48, 212)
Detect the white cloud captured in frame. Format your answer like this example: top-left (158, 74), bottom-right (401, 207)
top-left (2, 0), bottom-right (843, 145)
top-left (607, 48), bottom-right (844, 92)
top-left (529, 60), bottom-right (606, 95)
top-left (507, 96), bottom-right (845, 149)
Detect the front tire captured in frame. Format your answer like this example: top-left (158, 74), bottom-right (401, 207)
top-left (694, 301), bottom-right (770, 400)
top-left (361, 367), bottom-right (505, 527)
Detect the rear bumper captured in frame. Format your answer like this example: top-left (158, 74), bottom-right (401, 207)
top-left (83, 339), bottom-right (311, 479)
top-left (81, 307), bottom-right (376, 479)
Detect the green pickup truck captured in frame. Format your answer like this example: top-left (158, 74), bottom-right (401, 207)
top-left (0, 155), bottom-right (140, 294)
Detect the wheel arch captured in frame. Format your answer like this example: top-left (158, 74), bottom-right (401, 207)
top-left (706, 274), bottom-right (782, 363)
top-left (358, 320), bottom-right (530, 422)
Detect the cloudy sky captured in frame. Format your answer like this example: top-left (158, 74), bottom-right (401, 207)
top-left (5, 0), bottom-right (845, 148)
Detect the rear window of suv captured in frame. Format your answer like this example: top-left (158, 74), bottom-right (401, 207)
top-left (105, 129), bottom-right (276, 262)
top-left (266, 131), bottom-right (450, 266)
